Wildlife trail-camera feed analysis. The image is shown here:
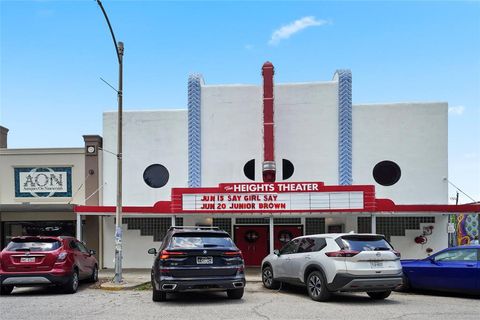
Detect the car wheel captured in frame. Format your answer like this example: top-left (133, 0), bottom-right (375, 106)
top-left (307, 271), bottom-right (331, 302)
top-left (64, 270), bottom-right (79, 294)
top-left (398, 275), bottom-right (410, 292)
top-left (227, 288), bottom-right (244, 299)
top-left (89, 265), bottom-right (99, 283)
top-left (367, 290), bottom-right (392, 300)
top-left (262, 266), bottom-right (280, 290)
top-left (152, 288), bottom-right (167, 302)
top-left (0, 285), bottom-right (14, 295)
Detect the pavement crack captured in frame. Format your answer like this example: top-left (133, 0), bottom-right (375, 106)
top-left (251, 296), bottom-right (276, 320)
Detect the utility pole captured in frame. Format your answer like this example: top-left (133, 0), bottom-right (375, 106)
top-left (95, 0), bottom-right (124, 284)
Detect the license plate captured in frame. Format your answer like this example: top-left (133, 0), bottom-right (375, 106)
top-left (20, 257), bottom-right (35, 263)
top-left (370, 261), bottom-right (383, 268)
top-left (196, 256), bottom-right (213, 265)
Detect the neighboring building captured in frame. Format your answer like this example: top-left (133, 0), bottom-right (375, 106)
top-left (0, 127), bottom-right (103, 264)
top-left (72, 63), bottom-right (479, 268)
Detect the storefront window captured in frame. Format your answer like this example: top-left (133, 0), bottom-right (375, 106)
top-left (1, 221), bottom-right (76, 249)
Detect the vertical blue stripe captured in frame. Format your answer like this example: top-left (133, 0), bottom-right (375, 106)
top-left (336, 69), bottom-right (352, 185)
top-left (188, 74), bottom-right (203, 187)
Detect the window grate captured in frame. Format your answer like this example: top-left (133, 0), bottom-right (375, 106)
top-left (235, 218), bottom-right (270, 225)
top-left (212, 218), bottom-right (232, 235)
top-left (376, 217), bottom-right (435, 241)
top-left (357, 216), bottom-right (372, 233)
top-left (305, 218), bottom-right (325, 235)
top-left (175, 217), bottom-right (184, 227)
top-left (123, 217), bottom-right (172, 242)
top-left (273, 218), bottom-right (301, 225)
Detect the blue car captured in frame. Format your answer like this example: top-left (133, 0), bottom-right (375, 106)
top-left (401, 245), bottom-right (479, 295)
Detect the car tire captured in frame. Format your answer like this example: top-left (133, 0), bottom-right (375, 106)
top-left (63, 270), bottom-right (79, 294)
top-left (367, 290), bottom-right (392, 300)
top-left (395, 275), bottom-right (410, 292)
top-left (262, 266), bottom-right (280, 290)
top-left (227, 288), bottom-right (244, 299)
top-left (152, 288), bottom-right (167, 302)
top-left (0, 285), bottom-right (14, 295)
top-left (306, 271), bottom-right (331, 302)
top-left (88, 265), bottom-right (99, 283)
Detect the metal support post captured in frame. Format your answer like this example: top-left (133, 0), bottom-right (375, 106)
top-left (269, 216), bottom-right (274, 253)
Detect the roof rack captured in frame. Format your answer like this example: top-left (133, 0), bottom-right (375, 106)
top-left (168, 226), bottom-right (221, 231)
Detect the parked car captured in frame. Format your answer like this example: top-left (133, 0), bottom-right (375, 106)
top-left (261, 233), bottom-right (403, 301)
top-left (401, 245), bottom-right (479, 295)
top-left (148, 226), bottom-right (246, 302)
top-left (0, 236), bottom-right (98, 295)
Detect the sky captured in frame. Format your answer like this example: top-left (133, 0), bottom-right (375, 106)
top-left (0, 0), bottom-right (479, 204)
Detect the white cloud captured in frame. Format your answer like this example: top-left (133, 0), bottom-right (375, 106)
top-left (269, 16), bottom-right (329, 46)
top-left (244, 44), bottom-right (254, 50)
top-left (448, 105), bottom-right (465, 115)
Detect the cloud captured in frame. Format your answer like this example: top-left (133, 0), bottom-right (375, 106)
top-left (448, 105), bottom-right (465, 115)
top-left (244, 44), bottom-right (254, 50)
top-left (269, 16), bottom-right (329, 46)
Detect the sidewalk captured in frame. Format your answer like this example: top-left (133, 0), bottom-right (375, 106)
top-left (99, 267), bottom-right (262, 291)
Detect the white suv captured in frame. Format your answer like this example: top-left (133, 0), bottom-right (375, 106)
top-left (261, 233), bottom-right (403, 301)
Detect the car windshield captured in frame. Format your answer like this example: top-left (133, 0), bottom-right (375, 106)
top-left (5, 240), bottom-right (61, 252)
top-left (339, 235), bottom-right (393, 252)
top-left (169, 234), bottom-right (234, 249)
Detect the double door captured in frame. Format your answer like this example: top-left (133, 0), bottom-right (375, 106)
top-left (234, 225), bottom-right (303, 267)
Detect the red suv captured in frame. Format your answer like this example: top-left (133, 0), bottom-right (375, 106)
top-left (0, 236), bottom-right (98, 295)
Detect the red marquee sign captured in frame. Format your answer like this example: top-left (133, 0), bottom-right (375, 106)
top-left (171, 182), bottom-right (376, 214)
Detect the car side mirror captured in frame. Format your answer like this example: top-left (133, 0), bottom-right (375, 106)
top-left (88, 249), bottom-right (96, 256)
top-left (273, 249), bottom-right (280, 256)
top-left (148, 248), bottom-right (157, 255)
top-left (429, 257), bottom-right (437, 264)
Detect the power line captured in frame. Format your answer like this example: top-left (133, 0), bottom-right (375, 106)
top-left (444, 178), bottom-right (477, 203)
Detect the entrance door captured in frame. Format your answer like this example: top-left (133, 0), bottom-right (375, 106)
top-left (234, 225), bottom-right (269, 266)
top-left (274, 225), bottom-right (303, 251)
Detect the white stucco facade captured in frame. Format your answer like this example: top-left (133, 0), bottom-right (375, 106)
top-left (102, 110), bottom-right (188, 206)
top-left (353, 102), bottom-right (448, 204)
top-left (99, 68), bottom-right (453, 268)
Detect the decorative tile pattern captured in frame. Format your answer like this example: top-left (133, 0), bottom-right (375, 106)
top-left (188, 74), bottom-right (204, 188)
top-left (336, 69), bottom-right (352, 185)
top-left (124, 217), bottom-right (172, 242)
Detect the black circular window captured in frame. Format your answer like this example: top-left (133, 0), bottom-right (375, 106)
top-left (243, 159), bottom-right (255, 181)
top-left (372, 161), bottom-right (401, 186)
top-left (143, 164), bottom-right (169, 188)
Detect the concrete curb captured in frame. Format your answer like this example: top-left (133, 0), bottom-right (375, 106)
top-left (100, 281), bottom-right (149, 291)
top-left (98, 279), bottom-right (263, 291)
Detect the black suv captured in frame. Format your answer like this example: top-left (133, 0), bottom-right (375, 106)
top-left (148, 227), bottom-right (246, 302)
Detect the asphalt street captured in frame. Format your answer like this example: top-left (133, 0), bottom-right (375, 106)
top-left (1, 283), bottom-right (479, 320)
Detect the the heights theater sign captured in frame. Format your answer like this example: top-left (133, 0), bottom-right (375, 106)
top-left (171, 182), bottom-right (376, 214)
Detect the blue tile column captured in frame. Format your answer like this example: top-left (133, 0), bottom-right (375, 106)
top-left (188, 74), bottom-right (204, 187)
top-left (335, 69), bottom-right (352, 185)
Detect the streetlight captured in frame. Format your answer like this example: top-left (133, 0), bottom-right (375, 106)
top-left (95, 0), bottom-right (124, 284)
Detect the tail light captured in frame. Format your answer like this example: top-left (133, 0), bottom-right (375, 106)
top-left (160, 250), bottom-right (186, 259)
top-left (56, 251), bottom-right (68, 262)
top-left (393, 250), bottom-right (401, 258)
top-left (325, 250), bottom-right (360, 257)
top-left (223, 251), bottom-right (243, 259)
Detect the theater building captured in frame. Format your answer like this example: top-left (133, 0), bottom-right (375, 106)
top-left (75, 63), bottom-right (480, 268)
